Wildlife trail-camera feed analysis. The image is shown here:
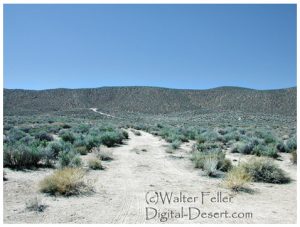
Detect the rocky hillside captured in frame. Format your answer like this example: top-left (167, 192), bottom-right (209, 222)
top-left (4, 86), bottom-right (297, 116)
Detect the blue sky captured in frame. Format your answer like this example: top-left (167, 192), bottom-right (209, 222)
top-left (4, 4), bottom-right (296, 90)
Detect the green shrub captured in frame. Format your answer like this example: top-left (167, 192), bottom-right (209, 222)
top-left (243, 158), bottom-right (290, 184)
top-left (47, 141), bottom-right (63, 158)
top-left (35, 132), bottom-right (53, 142)
top-left (57, 144), bottom-right (82, 168)
top-left (286, 137), bottom-right (297, 152)
top-left (100, 131), bottom-right (123, 147)
top-left (59, 130), bottom-right (75, 143)
top-left (231, 142), bottom-right (253, 154)
top-left (4, 143), bottom-right (45, 169)
top-left (7, 128), bottom-right (27, 142)
top-left (171, 140), bottom-right (181, 149)
top-left (76, 146), bottom-right (88, 155)
top-left (252, 144), bottom-right (278, 158)
top-left (85, 135), bottom-right (101, 150)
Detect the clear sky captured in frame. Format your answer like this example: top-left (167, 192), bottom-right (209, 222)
top-left (4, 4), bottom-right (296, 90)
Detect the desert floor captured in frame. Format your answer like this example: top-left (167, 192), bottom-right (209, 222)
top-left (3, 130), bottom-right (297, 223)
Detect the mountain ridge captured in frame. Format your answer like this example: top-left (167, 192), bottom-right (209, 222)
top-left (4, 86), bottom-right (297, 116)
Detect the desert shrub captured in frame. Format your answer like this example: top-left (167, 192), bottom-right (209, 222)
top-left (217, 158), bottom-right (233, 172)
top-left (76, 146), bottom-right (88, 155)
top-left (88, 157), bottom-right (103, 170)
top-left (47, 141), bottom-right (63, 158)
top-left (252, 144), bottom-right (278, 158)
top-left (121, 130), bottom-right (129, 139)
top-left (59, 130), bottom-right (75, 144)
top-left (57, 144), bottom-right (82, 168)
top-left (85, 135), bottom-right (101, 150)
top-left (100, 131), bottom-right (123, 147)
top-left (286, 137), bottom-right (297, 152)
top-left (196, 142), bottom-right (219, 152)
top-left (291, 150), bottom-right (297, 164)
top-left (7, 128), bottom-right (27, 142)
top-left (39, 168), bottom-right (92, 196)
top-left (224, 131), bottom-right (240, 143)
top-left (231, 142), bottom-right (253, 154)
top-left (74, 124), bottom-right (90, 134)
top-left (276, 140), bottom-right (288, 153)
top-left (171, 140), bottom-right (181, 149)
top-left (243, 158), bottom-right (290, 184)
top-left (203, 157), bottom-right (219, 177)
top-left (255, 130), bottom-right (277, 144)
top-left (35, 132), bottom-right (54, 142)
top-left (4, 143), bottom-right (45, 169)
top-left (192, 150), bottom-right (225, 171)
top-left (133, 130), bottom-right (141, 136)
top-left (224, 165), bottom-right (252, 192)
top-left (94, 146), bottom-right (113, 161)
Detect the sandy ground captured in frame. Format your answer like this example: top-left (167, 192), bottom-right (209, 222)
top-left (3, 130), bottom-right (297, 223)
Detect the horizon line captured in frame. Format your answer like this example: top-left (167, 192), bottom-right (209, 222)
top-left (3, 85), bottom-right (297, 92)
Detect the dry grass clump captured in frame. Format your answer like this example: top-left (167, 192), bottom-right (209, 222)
top-left (39, 168), bottom-right (93, 196)
top-left (224, 165), bottom-right (252, 192)
top-left (93, 145), bottom-right (114, 161)
top-left (88, 157), bottom-right (103, 170)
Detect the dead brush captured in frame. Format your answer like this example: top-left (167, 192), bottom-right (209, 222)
top-left (39, 168), bottom-right (94, 196)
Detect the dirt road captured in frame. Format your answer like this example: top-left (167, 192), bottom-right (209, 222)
top-left (3, 130), bottom-right (297, 223)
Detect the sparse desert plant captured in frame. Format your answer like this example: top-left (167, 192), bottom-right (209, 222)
top-left (291, 150), bottom-right (297, 164)
top-left (171, 140), bottom-right (181, 149)
top-left (76, 146), bottom-right (88, 155)
top-left (217, 158), bottom-right (233, 172)
top-left (88, 157), bottom-right (103, 170)
top-left (57, 144), bottom-right (82, 168)
top-left (203, 157), bottom-right (219, 177)
top-left (192, 149), bottom-right (225, 170)
top-left (286, 137), bottom-right (297, 152)
top-left (243, 158), bottom-right (290, 184)
top-left (224, 165), bottom-right (252, 192)
top-left (39, 168), bottom-right (92, 196)
top-left (133, 130), bottom-right (141, 136)
top-left (25, 196), bottom-right (47, 212)
top-left (93, 146), bottom-right (113, 161)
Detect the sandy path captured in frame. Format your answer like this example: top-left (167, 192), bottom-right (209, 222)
top-left (3, 130), bottom-right (297, 223)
